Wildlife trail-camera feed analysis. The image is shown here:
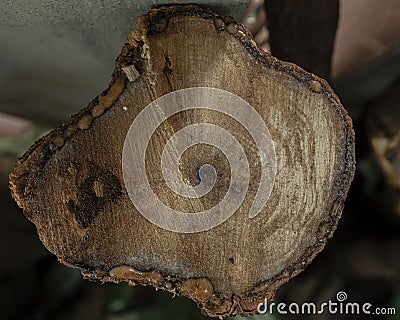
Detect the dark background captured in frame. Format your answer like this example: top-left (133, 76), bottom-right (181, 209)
top-left (1, 1), bottom-right (399, 319)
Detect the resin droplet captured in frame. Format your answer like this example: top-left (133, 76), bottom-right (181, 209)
top-left (109, 265), bottom-right (138, 279)
top-left (78, 115), bottom-right (92, 130)
top-left (92, 104), bottom-right (107, 117)
top-left (226, 23), bottom-right (238, 35)
top-left (52, 136), bottom-right (64, 148)
top-left (214, 17), bottom-right (225, 31)
top-left (109, 265), bottom-right (164, 284)
top-left (310, 80), bottom-right (322, 93)
top-left (181, 278), bottom-right (213, 302)
top-left (165, 282), bottom-right (173, 290)
top-left (145, 272), bottom-right (164, 284)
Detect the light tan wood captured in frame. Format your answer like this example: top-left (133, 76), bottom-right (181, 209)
top-left (10, 5), bottom-right (355, 317)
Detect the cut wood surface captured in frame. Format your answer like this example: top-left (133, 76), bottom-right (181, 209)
top-left (10, 5), bottom-right (355, 317)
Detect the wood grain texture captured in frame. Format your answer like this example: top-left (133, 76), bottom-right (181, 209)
top-left (9, 5), bottom-right (355, 317)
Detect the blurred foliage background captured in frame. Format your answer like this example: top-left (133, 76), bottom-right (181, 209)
top-left (1, 0), bottom-right (400, 319)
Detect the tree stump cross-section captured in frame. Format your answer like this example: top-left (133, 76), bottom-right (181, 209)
top-left (10, 5), bottom-right (355, 317)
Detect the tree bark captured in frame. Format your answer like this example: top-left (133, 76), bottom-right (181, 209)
top-left (265, 0), bottom-right (339, 79)
top-left (10, 5), bottom-right (355, 317)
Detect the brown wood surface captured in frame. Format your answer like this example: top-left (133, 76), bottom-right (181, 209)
top-left (10, 5), bottom-right (355, 317)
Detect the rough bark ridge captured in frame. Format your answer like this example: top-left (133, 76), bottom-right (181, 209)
top-left (10, 5), bottom-right (355, 317)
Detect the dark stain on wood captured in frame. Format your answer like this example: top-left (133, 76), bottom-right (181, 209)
top-left (66, 162), bottom-right (122, 228)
